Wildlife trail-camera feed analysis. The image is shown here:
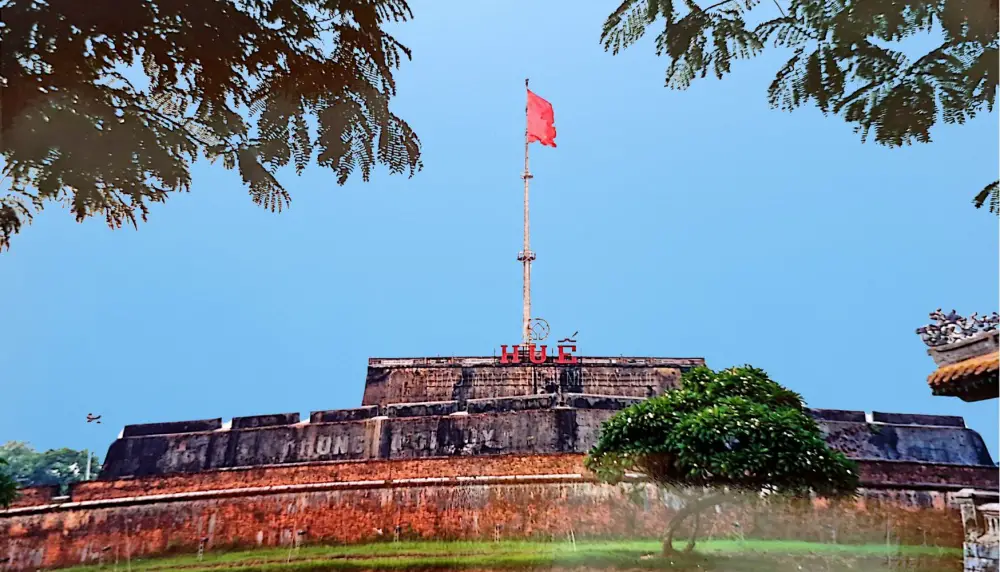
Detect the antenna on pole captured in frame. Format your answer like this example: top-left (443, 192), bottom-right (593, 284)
top-left (518, 78), bottom-right (536, 347)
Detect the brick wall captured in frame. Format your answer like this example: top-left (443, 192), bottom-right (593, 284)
top-left (7, 486), bottom-right (59, 509)
top-left (72, 454), bottom-right (586, 501)
top-left (70, 455), bottom-right (1000, 504)
top-left (2, 454), bottom-right (994, 571)
top-left (1, 481), bottom-right (968, 571)
top-left (860, 461), bottom-right (999, 490)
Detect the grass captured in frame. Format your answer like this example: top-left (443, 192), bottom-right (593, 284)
top-left (61, 539), bottom-right (962, 572)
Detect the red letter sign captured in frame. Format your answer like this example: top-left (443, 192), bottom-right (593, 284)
top-left (500, 345), bottom-right (520, 364)
top-left (528, 345), bottom-right (547, 364)
top-left (557, 345), bottom-right (578, 364)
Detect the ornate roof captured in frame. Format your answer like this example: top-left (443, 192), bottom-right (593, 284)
top-left (918, 310), bottom-right (999, 403)
top-left (928, 352), bottom-right (999, 400)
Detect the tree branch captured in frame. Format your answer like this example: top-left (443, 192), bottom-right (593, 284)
top-left (128, 103), bottom-right (240, 154)
top-left (833, 81), bottom-right (878, 113)
top-left (701, 0), bottom-right (786, 15)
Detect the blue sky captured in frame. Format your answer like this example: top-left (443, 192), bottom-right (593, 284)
top-left (1, 1), bottom-right (997, 460)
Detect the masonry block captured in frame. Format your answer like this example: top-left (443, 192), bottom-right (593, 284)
top-left (310, 407), bottom-right (379, 423)
top-left (386, 401), bottom-right (458, 418)
top-left (122, 418), bottom-right (222, 437)
top-left (466, 394), bottom-right (556, 414)
top-left (872, 412), bottom-right (966, 428)
top-left (808, 409), bottom-right (867, 422)
top-left (231, 413), bottom-right (300, 430)
top-left (563, 393), bottom-right (644, 410)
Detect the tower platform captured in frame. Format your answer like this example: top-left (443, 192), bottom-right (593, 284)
top-left (98, 356), bottom-right (995, 479)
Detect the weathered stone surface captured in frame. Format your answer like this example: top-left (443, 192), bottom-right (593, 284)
top-left (100, 405), bottom-right (996, 479)
top-left (121, 418), bottom-right (222, 437)
top-left (361, 357), bottom-right (700, 407)
top-left (871, 412), bottom-right (966, 427)
top-left (2, 453), bottom-right (993, 571)
top-left (928, 330), bottom-right (999, 366)
top-left (466, 394), bottom-right (556, 413)
top-left (102, 358), bottom-right (994, 478)
top-left (231, 413), bottom-right (300, 430)
top-left (380, 410), bottom-right (572, 459)
top-left (563, 393), bottom-right (644, 410)
top-left (14, 456), bottom-right (975, 507)
top-left (386, 401), bottom-right (459, 418)
top-left (954, 489), bottom-right (1000, 572)
top-left (820, 421), bottom-right (993, 466)
top-left (7, 485), bottom-right (59, 509)
top-left (809, 409), bottom-right (867, 423)
top-left (309, 406), bottom-right (378, 423)
top-left (6, 354), bottom-right (995, 572)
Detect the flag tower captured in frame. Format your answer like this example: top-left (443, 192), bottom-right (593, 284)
top-left (519, 79), bottom-right (557, 346)
top-left (519, 78), bottom-right (535, 346)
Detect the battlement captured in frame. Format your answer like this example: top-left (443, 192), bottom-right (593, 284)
top-left (367, 356), bottom-right (705, 368)
top-left (361, 355), bottom-right (704, 407)
top-left (116, 404), bottom-right (976, 438)
top-left (102, 398), bottom-right (996, 479)
top-left (98, 356), bottom-right (996, 480)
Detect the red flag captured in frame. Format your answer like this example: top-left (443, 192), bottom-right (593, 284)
top-left (526, 90), bottom-right (557, 148)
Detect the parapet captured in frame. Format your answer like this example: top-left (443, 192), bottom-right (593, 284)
top-left (101, 397), bottom-right (996, 479)
top-left (809, 409), bottom-right (967, 428)
top-left (310, 406), bottom-right (379, 423)
top-left (121, 418), bottom-right (222, 438)
top-left (231, 413), bottom-right (300, 430)
top-left (361, 355), bottom-right (705, 407)
top-left (99, 355), bottom-right (993, 480)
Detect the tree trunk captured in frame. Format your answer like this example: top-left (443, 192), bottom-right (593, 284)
top-left (661, 492), bottom-right (728, 557)
top-left (682, 511), bottom-right (701, 553)
top-left (662, 526), bottom-right (677, 556)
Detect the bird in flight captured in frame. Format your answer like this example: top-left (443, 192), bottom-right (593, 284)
top-left (86, 413), bottom-right (102, 424)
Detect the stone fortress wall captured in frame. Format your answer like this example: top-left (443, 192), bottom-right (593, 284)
top-left (100, 400), bottom-right (996, 479)
top-left (101, 357), bottom-right (996, 478)
top-left (2, 356), bottom-right (997, 570)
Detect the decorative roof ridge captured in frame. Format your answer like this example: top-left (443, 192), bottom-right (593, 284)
top-left (916, 308), bottom-right (998, 349)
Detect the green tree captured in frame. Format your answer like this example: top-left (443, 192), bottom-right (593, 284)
top-left (600, 0), bottom-right (998, 214)
top-left (1, 0), bottom-right (422, 250)
top-left (585, 365), bottom-right (858, 555)
top-left (0, 441), bottom-right (101, 493)
top-left (0, 459), bottom-right (17, 508)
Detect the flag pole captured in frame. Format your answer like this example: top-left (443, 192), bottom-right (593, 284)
top-left (519, 78), bottom-right (535, 347)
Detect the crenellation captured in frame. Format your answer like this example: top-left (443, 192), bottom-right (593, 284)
top-left (386, 401), bottom-right (460, 418)
top-left (231, 413), bottom-right (300, 430)
top-left (361, 357), bottom-right (694, 407)
top-left (310, 406), bottom-right (379, 423)
top-left (810, 409), bottom-right (867, 423)
top-left (99, 404), bottom-right (995, 479)
top-left (466, 394), bottom-right (556, 414)
top-left (122, 418), bottom-right (222, 437)
top-left (871, 412), bottom-right (966, 427)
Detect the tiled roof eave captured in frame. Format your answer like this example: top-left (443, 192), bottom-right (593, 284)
top-left (930, 374), bottom-right (997, 397)
top-left (927, 352), bottom-right (999, 388)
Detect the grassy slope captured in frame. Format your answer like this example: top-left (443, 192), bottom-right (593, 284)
top-left (61, 540), bottom-right (962, 572)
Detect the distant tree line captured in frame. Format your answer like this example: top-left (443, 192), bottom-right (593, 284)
top-left (0, 441), bottom-right (101, 500)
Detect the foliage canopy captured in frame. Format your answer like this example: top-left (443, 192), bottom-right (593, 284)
top-left (0, 441), bottom-right (101, 494)
top-left (586, 365), bottom-right (859, 497)
top-left (0, 459), bottom-right (16, 508)
top-left (601, 0), bottom-right (999, 213)
top-left (0, 0), bottom-right (422, 249)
